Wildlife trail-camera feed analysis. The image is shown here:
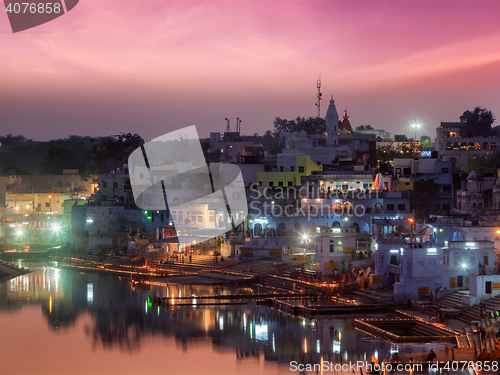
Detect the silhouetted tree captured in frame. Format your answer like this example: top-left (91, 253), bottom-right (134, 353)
top-left (40, 145), bottom-right (85, 174)
top-left (394, 134), bottom-right (407, 142)
top-left (273, 116), bottom-right (325, 135)
top-left (413, 178), bottom-right (442, 220)
top-left (464, 107), bottom-right (495, 137)
top-left (85, 133), bottom-right (143, 179)
top-left (466, 150), bottom-right (500, 174)
top-left (355, 125), bottom-right (374, 131)
top-left (1, 164), bottom-right (30, 175)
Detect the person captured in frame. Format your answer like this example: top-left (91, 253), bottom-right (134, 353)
top-left (480, 327), bottom-right (486, 342)
top-left (189, 254), bottom-right (192, 263)
top-left (426, 349), bottom-right (436, 362)
top-left (479, 262), bottom-right (483, 275)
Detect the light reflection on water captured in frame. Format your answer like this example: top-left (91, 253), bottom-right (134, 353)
top-left (0, 268), bottom-right (467, 374)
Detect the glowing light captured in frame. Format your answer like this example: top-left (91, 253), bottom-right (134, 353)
top-left (333, 341), bottom-right (341, 353)
top-left (427, 248), bottom-right (436, 253)
top-left (49, 295), bottom-right (52, 314)
top-left (466, 242), bottom-right (476, 247)
top-left (86, 218), bottom-right (94, 224)
top-left (255, 323), bottom-right (268, 341)
top-left (302, 234), bottom-right (309, 241)
top-left (87, 283), bottom-right (93, 303)
top-left (462, 263), bottom-right (467, 269)
top-left (52, 224), bottom-right (60, 232)
top-left (15, 229), bottom-right (23, 236)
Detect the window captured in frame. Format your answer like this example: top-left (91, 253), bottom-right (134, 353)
top-left (484, 255), bottom-right (489, 266)
top-left (209, 212), bottom-right (215, 222)
top-left (386, 204), bottom-right (394, 211)
top-left (398, 204), bottom-right (405, 211)
top-left (298, 166), bottom-right (305, 173)
top-left (113, 182), bottom-right (118, 188)
top-left (442, 168), bottom-right (449, 173)
top-left (330, 244), bottom-right (334, 253)
top-left (288, 181), bottom-right (293, 186)
top-left (269, 182), bottom-right (274, 187)
top-left (278, 181), bottom-right (284, 187)
top-left (37, 203), bottom-right (41, 209)
top-left (139, 173), bottom-right (144, 179)
top-left (173, 198), bottom-right (179, 204)
top-left (291, 166), bottom-right (294, 172)
top-left (102, 182), bottom-right (107, 188)
top-left (405, 182), bottom-right (410, 185)
top-left (443, 204), bottom-right (450, 210)
top-left (45, 202), bottom-right (50, 208)
top-left (280, 166), bottom-right (283, 172)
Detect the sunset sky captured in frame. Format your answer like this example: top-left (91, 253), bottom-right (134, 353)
top-left (1, 0), bottom-right (500, 141)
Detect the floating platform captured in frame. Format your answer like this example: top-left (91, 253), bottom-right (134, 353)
top-left (355, 318), bottom-right (460, 343)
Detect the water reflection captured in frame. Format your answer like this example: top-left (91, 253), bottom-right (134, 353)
top-left (0, 268), bottom-right (453, 374)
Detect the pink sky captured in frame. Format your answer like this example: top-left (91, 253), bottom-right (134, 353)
top-left (1, 0), bottom-right (500, 141)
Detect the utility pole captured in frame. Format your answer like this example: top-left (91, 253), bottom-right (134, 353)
top-left (315, 76), bottom-right (322, 117)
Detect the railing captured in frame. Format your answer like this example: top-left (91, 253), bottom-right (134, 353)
top-left (387, 263), bottom-right (401, 275)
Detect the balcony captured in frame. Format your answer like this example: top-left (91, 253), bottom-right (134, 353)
top-left (387, 263), bottom-right (401, 275)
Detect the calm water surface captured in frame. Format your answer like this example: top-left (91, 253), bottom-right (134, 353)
top-left (0, 267), bottom-right (466, 375)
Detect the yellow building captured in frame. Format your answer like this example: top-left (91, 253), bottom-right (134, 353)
top-left (256, 155), bottom-right (322, 192)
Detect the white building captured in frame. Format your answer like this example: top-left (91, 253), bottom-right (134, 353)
top-left (441, 240), bottom-right (495, 290)
top-left (314, 227), bottom-right (356, 273)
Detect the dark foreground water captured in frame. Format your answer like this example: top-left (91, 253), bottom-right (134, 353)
top-left (0, 267), bottom-right (468, 375)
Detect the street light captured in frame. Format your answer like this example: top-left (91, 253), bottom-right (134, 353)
top-left (301, 233), bottom-right (310, 268)
top-left (411, 124), bottom-right (421, 142)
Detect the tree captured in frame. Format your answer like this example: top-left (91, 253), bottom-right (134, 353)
top-left (394, 135), bottom-right (407, 142)
top-left (0, 134), bottom-right (32, 148)
top-left (413, 178), bottom-right (442, 220)
top-left (355, 125), bottom-right (373, 131)
top-left (200, 139), bottom-right (223, 164)
top-left (273, 116), bottom-right (325, 135)
top-left (419, 139), bottom-right (433, 151)
top-left (1, 164), bottom-right (30, 175)
top-left (466, 150), bottom-right (500, 174)
top-left (464, 107), bottom-right (495, 137)
top-left (85, 133), bottom-right (144, 178)
top-left (40, 145), bottom-right (86, 174)
top-left (375, 142), bottom-right (420, 167)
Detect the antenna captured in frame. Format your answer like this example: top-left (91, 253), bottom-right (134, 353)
top-left (225, 118), bottom-right (230, 133)
top-left (236, 117), bottom-right (241, 134)
top-left (315, 76), bottom-right (322, 117)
